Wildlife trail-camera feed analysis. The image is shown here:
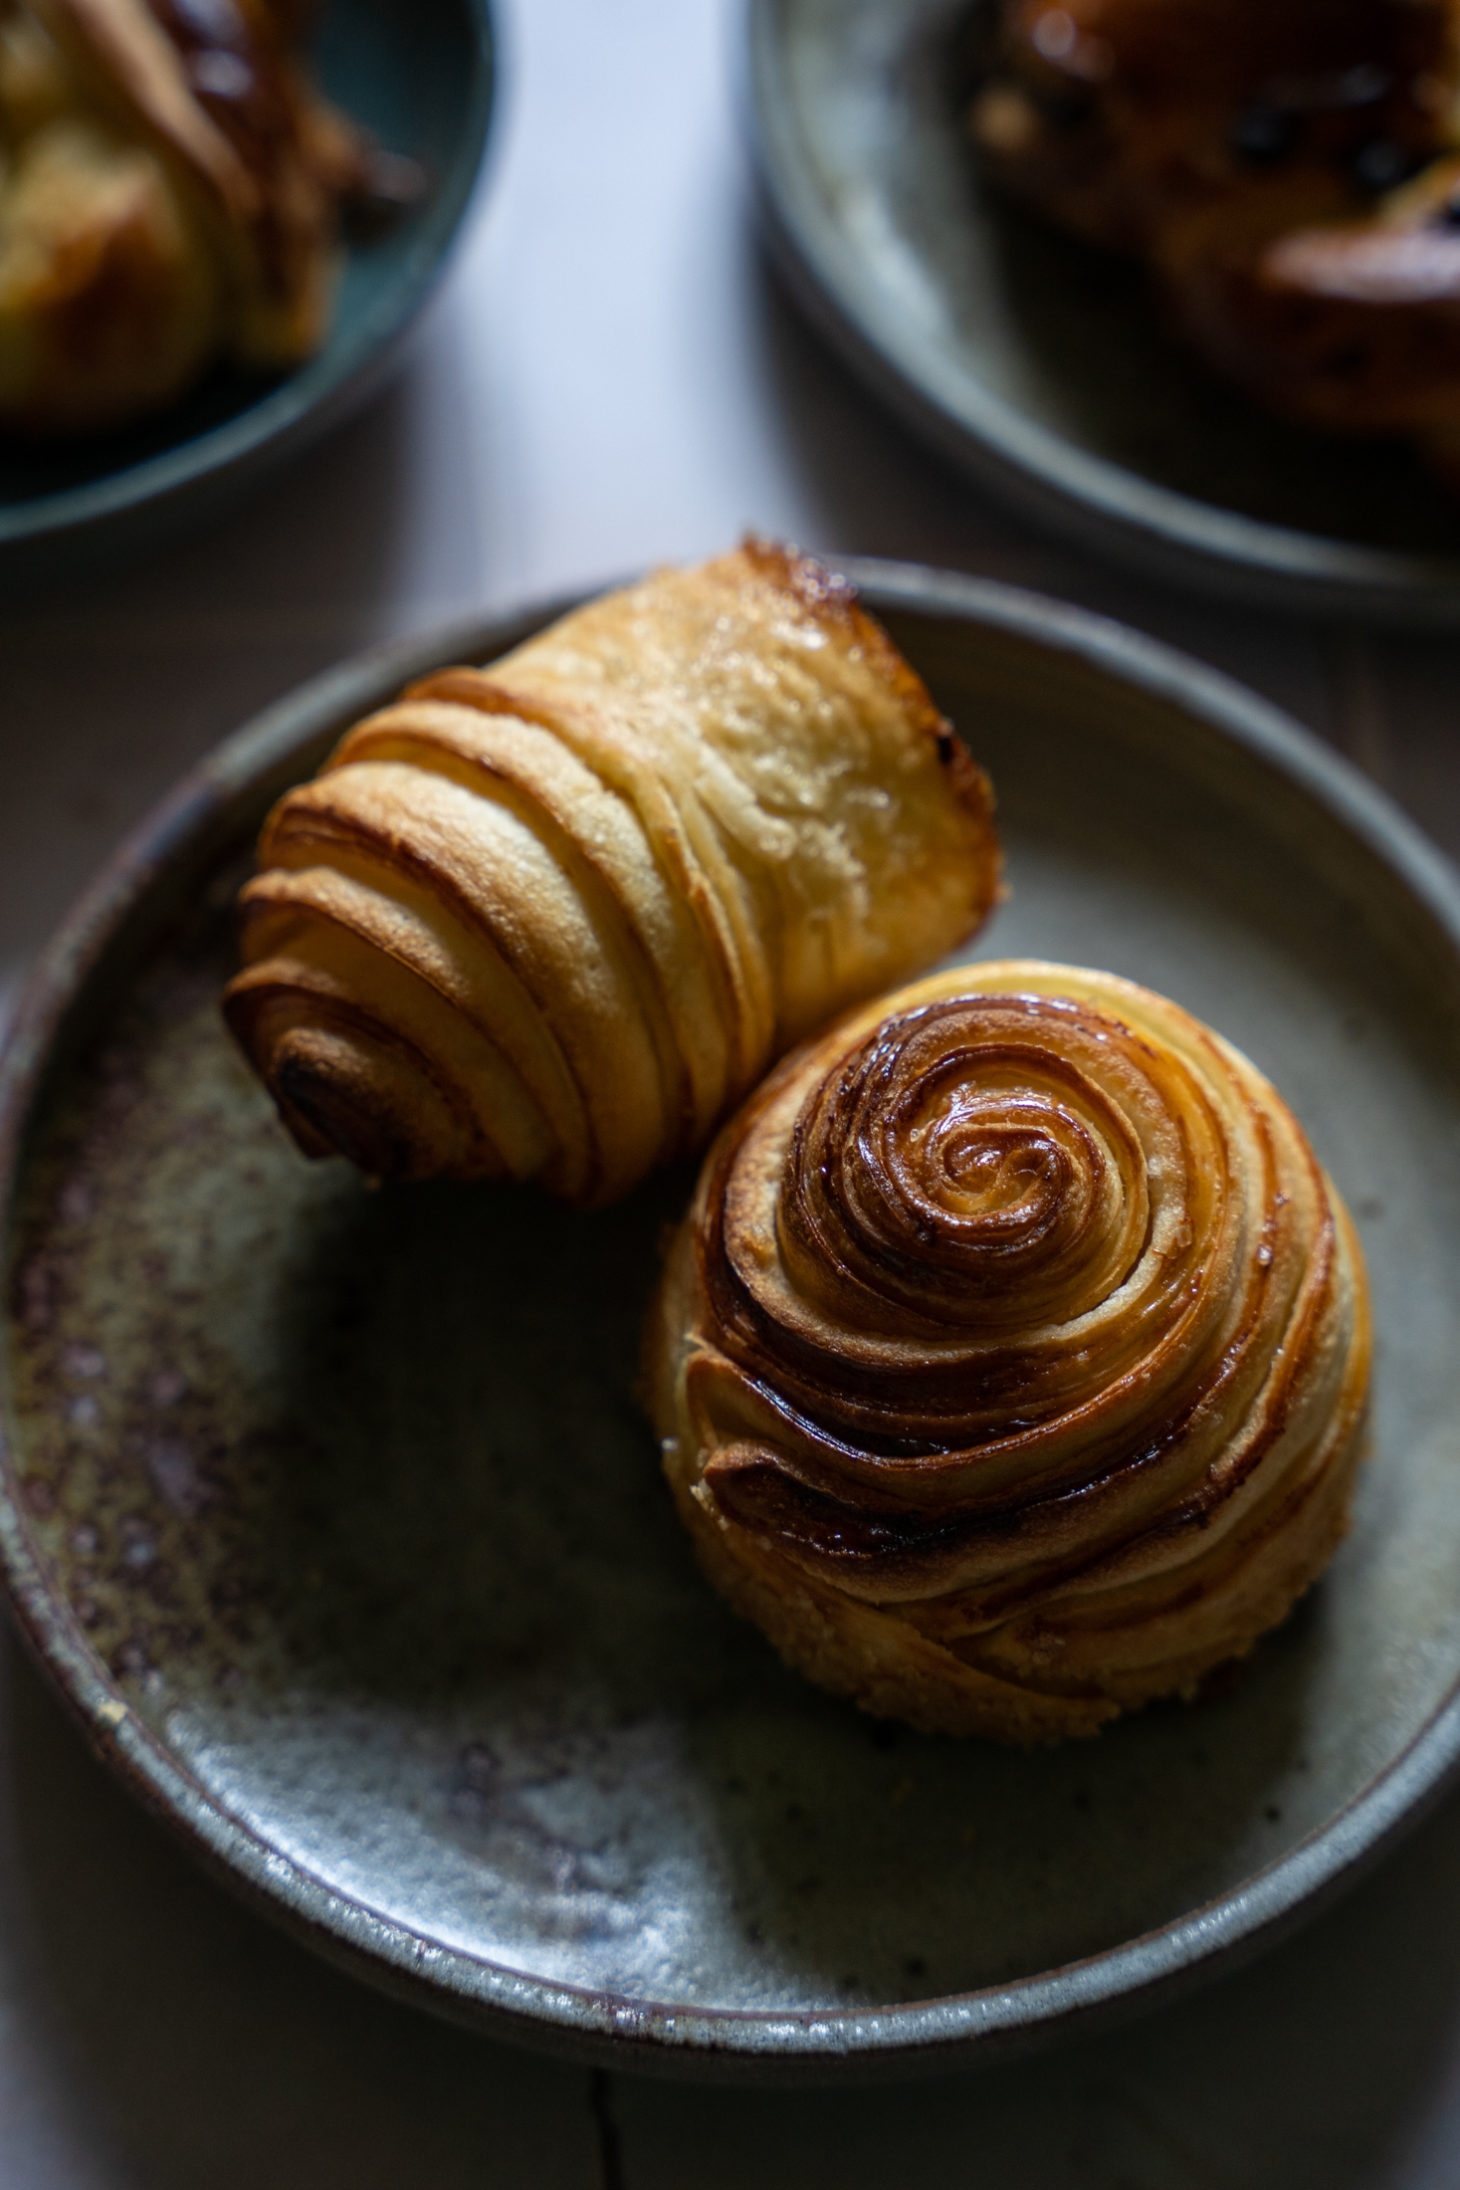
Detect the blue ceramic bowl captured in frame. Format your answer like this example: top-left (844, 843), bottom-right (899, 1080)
top-left (0, 0), bottom-right (495, 582)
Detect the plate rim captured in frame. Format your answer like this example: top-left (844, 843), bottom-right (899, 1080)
top-left (745, 0), bottom-right (1460, 627)
top-left (0, 0), bottom-right (498, 568)
top-left (5, 559), bottom-right (1460, 2077)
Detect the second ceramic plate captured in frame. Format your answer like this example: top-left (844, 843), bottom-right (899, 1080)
top-left (4, 563), bottom-right (1460, 2076)
top-left (749, 0), bottom-right (1460, 622)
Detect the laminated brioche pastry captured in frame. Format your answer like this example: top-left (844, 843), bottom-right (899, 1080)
top-left (648, 961), bottom-right (1371, 1744)
top-left (968, 0), bottom-right (1460, 474)
top-left (224, 543), bottom-right (1001, 1205)
top-left (0, 0), bottom-right (407, 433)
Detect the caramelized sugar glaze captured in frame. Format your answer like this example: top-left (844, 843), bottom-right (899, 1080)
top-left (649, 963), bottom-right (1371, 1742)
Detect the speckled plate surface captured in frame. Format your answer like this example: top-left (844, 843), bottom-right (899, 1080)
top-left (5, 563), bottom-right (1460, 2081)
top-left (0, 0), bottom-right (494, 582)
top-left (749, 0), bottom-right (1460, 623)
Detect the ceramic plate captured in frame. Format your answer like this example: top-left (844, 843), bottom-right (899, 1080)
top-left (748, 0), bottom-right (1460, 624)
top-left (0, 0), bottom-right (494, 583)
top-left (4, 562), bottom-right (1460, 2080)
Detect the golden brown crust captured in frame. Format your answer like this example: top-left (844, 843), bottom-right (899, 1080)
top-left (224, 544), bottom-right (1003, 1205)
top-left (648, 962), bottom-right (1371, 1743)
top-left (968, 0), bottom-right (1460, 461)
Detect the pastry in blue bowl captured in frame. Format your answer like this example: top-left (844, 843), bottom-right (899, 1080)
top-left (0, 0), bottom-right (494, 578)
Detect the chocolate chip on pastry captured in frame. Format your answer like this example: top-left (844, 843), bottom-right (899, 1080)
top-left (224, 543), bottom-right (1001, 1205)
top-left (967, 0), bottom-right (1460, 474)
top-left (648, 961), bottom-right (1371, 1743)
top-left (0, 0), bottom-right (410, 434)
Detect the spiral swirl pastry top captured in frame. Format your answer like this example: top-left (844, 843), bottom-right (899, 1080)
top-left (223, 544), bottom-right (1001, 1205)
top-left (648, 962), bottom-right (1371, 1742)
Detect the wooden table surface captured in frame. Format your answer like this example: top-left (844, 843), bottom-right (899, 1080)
top-left (4, 2), bottom-right (1460, 2182)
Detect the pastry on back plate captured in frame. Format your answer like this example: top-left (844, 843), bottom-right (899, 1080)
top-left (968, 0), bottom-right (1460, 478)
top-left (224, 542), bottom-right (1002, 1205)
top-left (0, 0), bottom-right (412, 433)
top-left (648, 961), bottom-right (1371, 1743)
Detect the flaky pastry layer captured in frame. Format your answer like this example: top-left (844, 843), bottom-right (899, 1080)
top-left (224, 543), bottom-right (1001, 1204)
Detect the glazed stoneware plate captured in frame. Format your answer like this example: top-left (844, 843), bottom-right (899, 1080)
top-left (748, 0), bottom-right (1460, 624)
top-left (4, 562), bottom-right (1460, 2080)
top-left (0, 0), bottom-right (495, 583)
